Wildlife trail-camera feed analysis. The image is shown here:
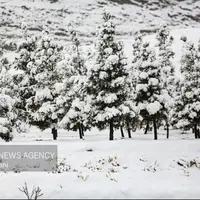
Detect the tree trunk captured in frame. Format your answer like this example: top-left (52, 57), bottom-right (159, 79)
top-left (120, 126), bottom-right (124, 138)
top-left (81, 124), bottom-right (84, 137)
top-left (144, 121), bottom-right (149, 134)
top-left (197, 128), bottom-right (200, 139)
top-left (192, 128), bottom-right (195, 133)
top-left (153, 119), bottom-right (158, 140)
top-left (79, 126), bottom-right (83, 140)
top-left (166, 123), bottom-right (169, 139)
top-left (126, 120), bottom-right (131, 138)
top-left (140, 121), bottom-right (143, 129)
top-left (109, 119), bottom-right (114, 141)
top-left (52, 127), bottom-right (57, 140)
top-left (194, 124), bottom-right (198, 139)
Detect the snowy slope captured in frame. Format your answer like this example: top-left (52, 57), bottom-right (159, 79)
top-left (1, 0), bottom-right (200, 78)
top-left (1, 0), bottom-right (200, 46)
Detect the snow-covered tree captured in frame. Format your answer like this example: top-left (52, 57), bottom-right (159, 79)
top-left (57, 29), bottom-right (90, 139)
top-left (12, 31), bottom-right (37, 128)
top-left (173, 37), bottom-right (200, 138)
top-left (156, 25), bottom-right (175, 138)
top-left (129, 32), bottom-right (154, 135)
top-left (86, 12), bottom-right (129, 140)
top-left (24, 31), bottom-right (62, 140)
top-left (118, 96), bottom-right (138, 139)
top-left (0, 49), bottom-right (15, 141)
top-left (171, 76), bottom-right (184, 129)
top-left (135, 41), bottom-right (170, 140)
top-left (156, 25), bottom-right (175, 89)
top-left (124, 33), bottom-right (144, 137)
top-left (0, 94), bottom-right (14, 142)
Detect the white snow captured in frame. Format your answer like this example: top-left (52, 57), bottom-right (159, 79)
top-left (106, 55), bottom-right (119, 65)
top-left (0, 125), bottom-right (9, 134)
top-left (35, 87), bottom-right (53, 102)
top-left (185, 91), bottom-right (193, 99)
top-left (103, 93), bottom-right (118, 104)
top-left (148, 78), bottom-right (159, 86)
top-left (0, 94), bottom-right (13, 111)
top-left (146, 101), bottom-right (161, 115)
top-left (0, 128), bottom-right (199, 199)
top-left (136, 84), bottom-right (148, 92)
top-left (139, 72), bottom-right (148, 79)
top-left (99, 71), bottom-right (108, 79)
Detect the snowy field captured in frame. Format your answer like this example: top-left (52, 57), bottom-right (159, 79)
top-left (0, 128), bottom-right (200, 199)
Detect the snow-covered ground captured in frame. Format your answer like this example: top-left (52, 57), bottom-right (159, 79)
top-left (0, 128), bottom-right (200, 199)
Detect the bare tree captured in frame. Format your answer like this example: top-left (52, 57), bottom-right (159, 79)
top-left (19, 182), bottom-right (43, 200)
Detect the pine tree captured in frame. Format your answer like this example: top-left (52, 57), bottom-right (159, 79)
top-left (12, 27), bottom-right (38, 129)
top-left (86, 12), bottom-right (129, 140)
top-left (134, 40), bottom-right (170, 140)
top-left (156, 25), bottom-right (175, 89)
top-left (156, 25), bottom-right (175, 138)
top-left (0, 95), bottom-right (14, 142)
top-left (123, 33), bottom-right (143, 137)
top-left (0, 49), bottom-right (15, 141)
top-left (173, 37), bottom-right (200, 138)
top-left (171, 76), bottom-right (184, 130)
top-left (58, 29), bottom-right (90, 139)
top-left (25, 31), bottom-right (62, 140)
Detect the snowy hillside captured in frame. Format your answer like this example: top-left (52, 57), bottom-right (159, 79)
top-left (1, 0), bottom-right (200, 77)
top-left (1, 0), bottom-right (200, 46)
